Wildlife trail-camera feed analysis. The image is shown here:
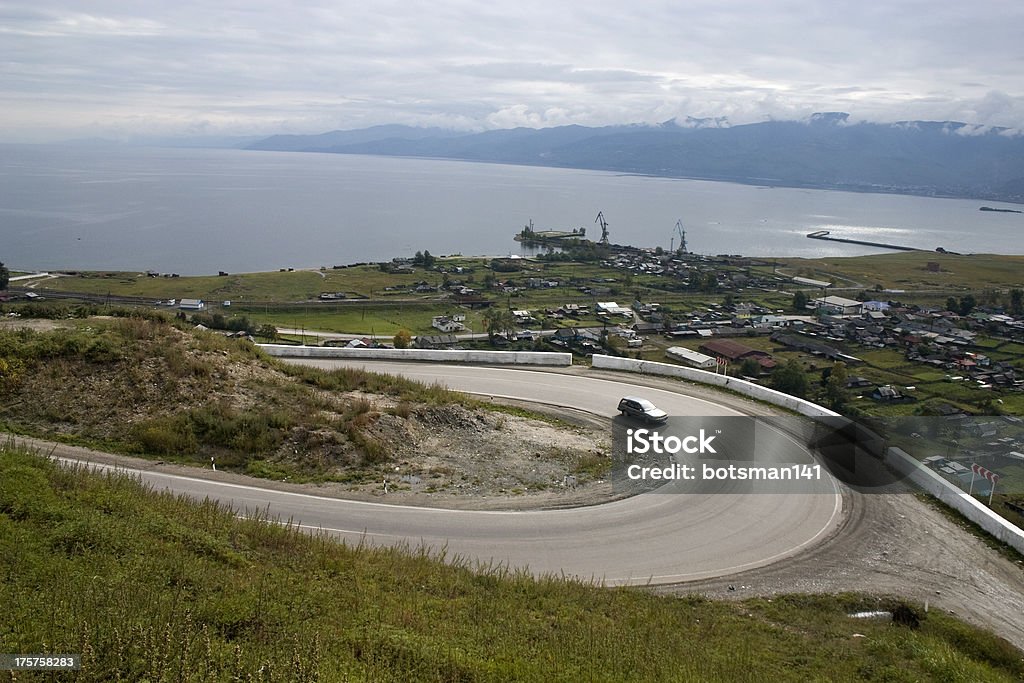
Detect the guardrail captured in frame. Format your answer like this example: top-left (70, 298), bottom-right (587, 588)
top-left (258, 344), bottom-right (573, 366)
top-left (591, 354), bottom-right (1024, 553)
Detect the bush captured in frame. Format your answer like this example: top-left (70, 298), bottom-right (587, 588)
top-left (131, 416), bottom-right (199, 456)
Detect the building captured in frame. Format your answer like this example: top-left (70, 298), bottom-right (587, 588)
top-left (666, 347), bottom-right (716, 370)
top-left (632, 321), bottom-right (664, 335)
top-left (415, 334), bottom-right (458, 349)
top-left (871, 385), bottom-right (909, 402)
top-left (431, 316), bottom-right (466, 333)
top-left (596, 301), bottom-right (633, 317)
top-left (178, 298), bottom-right (205, 311)
top-left (698, 338), bottom-right (776, 370)
top-left (792, 276), bottom-right (832, 288)
top-left (811, 296), bottom-right (863, 316)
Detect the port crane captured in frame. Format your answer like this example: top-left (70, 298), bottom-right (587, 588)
top-left (673, 219), bottom-right (687, 254)
top-left (595, 211), bottom-right (610, 244)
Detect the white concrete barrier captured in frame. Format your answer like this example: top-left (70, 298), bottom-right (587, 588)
top-left (591, 354), bottom-right (1024, 551)
top-left (258, 344), bottom-right (573, 366)
top-left (591, 355), bottom-right (841, 418)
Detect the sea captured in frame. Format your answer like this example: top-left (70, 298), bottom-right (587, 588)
top-left (1, 144), bottom-right (1022, 275)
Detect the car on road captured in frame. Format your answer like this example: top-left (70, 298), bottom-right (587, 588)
top-left (617, 396), bottom-right (668, 424)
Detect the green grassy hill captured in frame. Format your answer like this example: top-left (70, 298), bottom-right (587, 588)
top-left (1, 447), bottom-right (1022, 682)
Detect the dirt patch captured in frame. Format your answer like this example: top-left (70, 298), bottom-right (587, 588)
top-left (0, 316), bottom-right (74, 332)
top-left (290, 398), bottom-right (613, 508)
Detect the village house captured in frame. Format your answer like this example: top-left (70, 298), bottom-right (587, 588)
top-left (667, 347), bottom-right (717, 370)
top-left (431, 316), bottom-right (466, 333)
top-left (415, 334), bottom-right (459, 349)
top-left (699, 338), bottom-right (776, 370)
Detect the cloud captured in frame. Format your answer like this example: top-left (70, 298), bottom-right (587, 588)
top-left (447, 62), bottom-right (657, 84)
top-left (1, 0), bottom-right (1023, 140)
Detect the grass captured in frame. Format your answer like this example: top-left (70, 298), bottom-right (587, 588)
top-left (0, 317), bottom-right (439, 482)
top-left (2, 446), bottom-right (1022, 682)
top-left (234, 303), bottom-right (488, 336)
top-left (31, 265), bottom-right (441, 302)
top-left (775, 252), bottom-right (1024, 292)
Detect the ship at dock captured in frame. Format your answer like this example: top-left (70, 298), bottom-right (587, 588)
top-left (514, 219), bottom-right (589, 244)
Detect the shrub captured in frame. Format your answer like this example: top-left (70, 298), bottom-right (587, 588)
top-left (131, 416), bottom-right (199, 456)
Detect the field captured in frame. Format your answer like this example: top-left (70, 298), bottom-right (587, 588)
top-left (233, 302), bottom-right (491, 336)
top-left (2, 446), bottom-right (1022, 682)
top-left (770, 252), bottom-right (1024, 292)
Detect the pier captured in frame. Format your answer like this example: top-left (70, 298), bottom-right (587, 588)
top-left (806, 230), bottom-right (923, 252)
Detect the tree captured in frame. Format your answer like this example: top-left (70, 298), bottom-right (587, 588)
top-left (483, 308), bottom-right (515, 341)
top-left (823, 361), bottom-right (848, 411)
top-left (739, 357), bottom-right (761, 378)
top-left (701, 272), bottom-right (718, 293)
top-left (257, 324), bottom-right (278, 341)
top-left (792, 290), bottom-right (808, 312)
top-left (0, 261), bottom-right (8, 290)
top-left (393, 329), bottom-right (412, 349)
top-left (1010, 289), bottom-right (1023, 316)
top-left (723, 293), bottom-right (735, 309)
top-left (959, 294), bottom-right (976, 316)
top-left (770, 359), bottom-right (809, 398)
top-left (945, 296), bottom-right (958, 313)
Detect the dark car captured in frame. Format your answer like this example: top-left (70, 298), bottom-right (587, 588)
top-left (617, 396), bottom-right (668, 424)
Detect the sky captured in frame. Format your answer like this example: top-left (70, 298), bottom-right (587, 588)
top-left (3, 0), bottom-right (1024, 142)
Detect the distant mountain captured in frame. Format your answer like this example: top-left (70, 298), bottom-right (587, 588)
top-left (246, 125), bottom-right (463, 152)
top-left (59, 134), bottom-right (265, 149)
top-left (246, 115), bottom-right (1024, 203)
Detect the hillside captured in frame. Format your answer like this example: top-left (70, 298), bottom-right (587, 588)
top-left (0, 314), bottom-right (608, 504)
top-left (2, 447), bottom-right (1022, 681)
top-left (246, 115), bottom-right (1024, 203)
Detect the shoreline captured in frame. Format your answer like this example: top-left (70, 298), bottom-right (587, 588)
top-left (8, 249), bottom-right (1024, 280)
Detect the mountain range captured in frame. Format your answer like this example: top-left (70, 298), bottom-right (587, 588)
top-left (246, 114), bottom-right (1024, 203)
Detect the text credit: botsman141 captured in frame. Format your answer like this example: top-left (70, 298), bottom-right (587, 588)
top-left (624, 428), bottom-right (822, 482)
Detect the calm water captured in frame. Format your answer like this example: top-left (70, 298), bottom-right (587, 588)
top-left (1, 144), bottom-right (1022, 275)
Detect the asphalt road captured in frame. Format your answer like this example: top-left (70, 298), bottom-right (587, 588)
top-left (79, 360), bottom-right (840, 586)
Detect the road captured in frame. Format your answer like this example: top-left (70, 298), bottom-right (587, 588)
top-left (20, 360), bottom-right (1024, 647)
top-left (67, 362), bottom-right (844, 586)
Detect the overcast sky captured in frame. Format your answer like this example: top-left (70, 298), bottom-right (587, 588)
top-left (3, 0), bottom-right (1023, 141)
